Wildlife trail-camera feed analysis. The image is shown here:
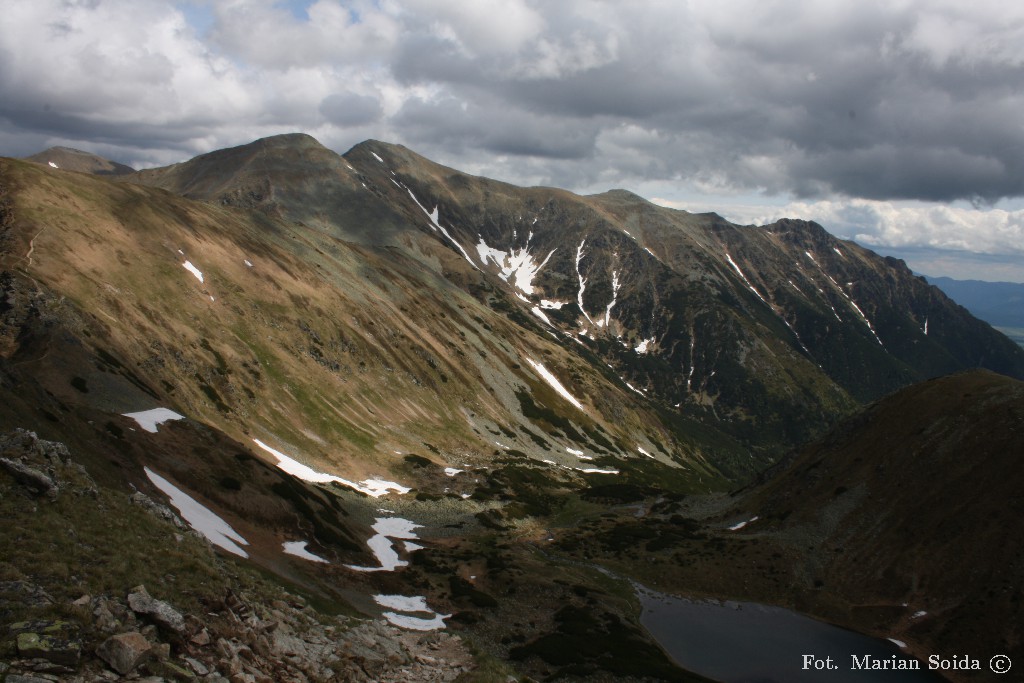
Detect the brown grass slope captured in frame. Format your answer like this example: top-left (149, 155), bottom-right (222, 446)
top-left (1, 152), bottom-right (732, 504)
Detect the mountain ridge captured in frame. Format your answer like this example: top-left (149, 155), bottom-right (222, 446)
top-left (2, 133), bottom-right (1024, 681)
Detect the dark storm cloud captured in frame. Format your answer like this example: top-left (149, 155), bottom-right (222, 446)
top-left (392, 94), bottom-right (599, 160)
top-left (6, 1), bottom-right (1024, 208)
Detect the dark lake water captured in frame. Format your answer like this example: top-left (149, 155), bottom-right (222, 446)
top-left (637, 587), bottom-right (947, 683)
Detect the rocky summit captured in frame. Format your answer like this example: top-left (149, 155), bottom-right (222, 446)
top-left (1, 135), bottom-right (1022, 682)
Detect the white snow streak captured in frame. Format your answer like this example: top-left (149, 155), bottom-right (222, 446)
top-left (182, 261), bottom-right (204, 283)
top-left (48, 161), bottom-right (58, 168)
top-left (407, 190), bottom-right (479, 270)
top-left (599, 270), bottom-right (621, 328)
top-left (371, 152), bottom-right (384, 163)
top-left (252, 438), bottom-right (409, 497)
top-left (575, 241), bottom-right (595, 325)
top-left (725, 253), bottom-right (769, 305)
top-left (727, 516), bottom-right (759, 531)
top-left (145, 468), bottom-right (248, 557)
top-left (531, 307), bottom-right (554, 327)
top-left (526, 359), bottom-right (585, 411)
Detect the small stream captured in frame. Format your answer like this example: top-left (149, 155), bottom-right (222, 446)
top-left (637, 586), bottom-right (946, 682)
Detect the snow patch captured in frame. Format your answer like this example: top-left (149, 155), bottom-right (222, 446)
top-left (540, 299), bottom-right (566, 309)
top-left (244, 259), bottom-right (253, 267)
top-left (727, 516), bottom-right (759, 531)
top-left (252, 438), bottom-right (409, 497)
top-left (887, 638), bottom-right (907, 649)
top-left (283, 541), bottom-right (328, 563)
top-left (48, 161), bottom-right (58, 169)
top-left (347, 517), bottom-right (422, 572)
top-left (577, 467), bottom-right (620, 474)
top-left (634, 337), bottom-right (655, 354)
top-left (371, 152), bottom-right (384, 163)
top-left (122, 408), bottom-right (185, 433)
top-left (444, 467), bottom-right (463, 477)
top-left (145, 468), bottom-right (248, 557)
top-left (373, 594), bottom-right (451, 631)
top-left (475, 236), bottom-right (555, 294)
top-left (182, 261), bottom-right (204, 283)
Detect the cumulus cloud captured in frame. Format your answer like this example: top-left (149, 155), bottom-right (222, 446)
top-left (3, 0), bottom-right (1024, 278)
top-left (319, 91), bottom-right (383, 127)
top-left (653, 196), bottom-right (1024, 281)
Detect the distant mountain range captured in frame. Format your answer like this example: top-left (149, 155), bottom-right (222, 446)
top-left (926, 275), bottom-right (1024, 329)
top-left (2, 135), bottom-right (1022, 681)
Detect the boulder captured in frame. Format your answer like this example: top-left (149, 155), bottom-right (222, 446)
top-left (127, 584), bottom-right (186, 634)
top-left (15, 630), bottom-right (82, 667)
top-left (96, 631), bottom-right (153, 674)
top-left (0, 457), bottom-right (58, 499)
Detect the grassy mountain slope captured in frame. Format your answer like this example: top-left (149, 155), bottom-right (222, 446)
top-left (25, 147), bottom-right (135, 176)
top-left (556, 369), bottom-right (1023, 681)
top-left (4, 134), bottom-right (1023, 681)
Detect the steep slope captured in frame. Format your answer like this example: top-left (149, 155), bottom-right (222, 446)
top-left (2, 152), bottom-right (734, 505)
top-left (553, 369), bottom-right (1023, 681)
top-left (735, 369), bottom-right (1024, 665)
top-left (0, 154), bottom-right (719, 682)
top-left (6, 134), bottom-right (1024, 681)
top-left (335, 139), bottom-right (1024, 452)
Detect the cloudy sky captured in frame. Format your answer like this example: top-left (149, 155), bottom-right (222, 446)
top-left (2, 0), bottom-right (1023, 281)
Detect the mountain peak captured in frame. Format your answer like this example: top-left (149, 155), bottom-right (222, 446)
top-left (251, 132), bottom-right (326, 150)
top-left (588, 188), bottom-right (653, 205)
top-left (24, 146), bottom-right (135, 175)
